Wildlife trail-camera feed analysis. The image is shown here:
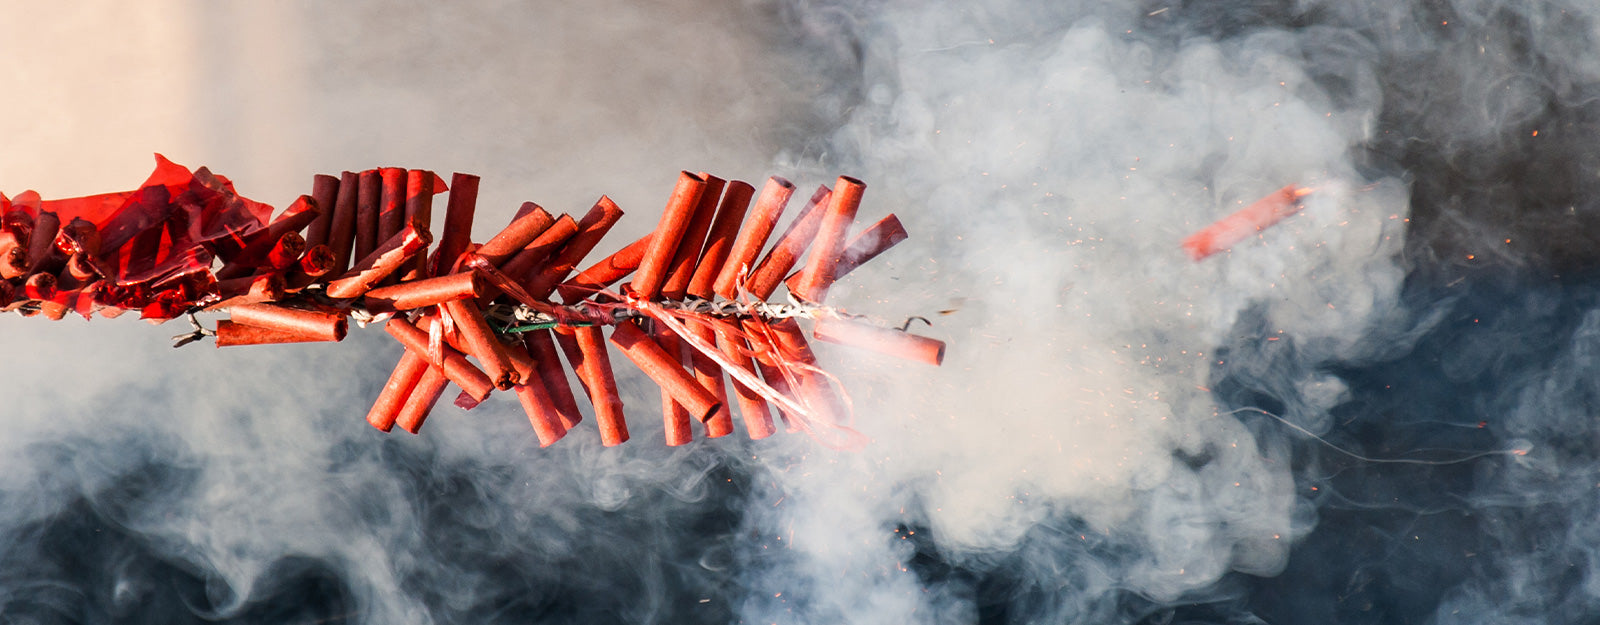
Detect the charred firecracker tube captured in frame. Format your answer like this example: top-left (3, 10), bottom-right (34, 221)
top-left (0, 154), bottom-right (950, 450)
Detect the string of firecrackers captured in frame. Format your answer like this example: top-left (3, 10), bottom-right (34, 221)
top-left (0, 155), bottom-right (946, 450)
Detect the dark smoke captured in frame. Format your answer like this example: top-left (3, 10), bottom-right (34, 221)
top-left (3, 1), bottom-right (1600, 623)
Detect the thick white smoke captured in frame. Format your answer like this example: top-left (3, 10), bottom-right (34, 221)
top-left (732, 3), bottom-right (1415, 622)
top-left (2, 0), bottom-right (1585, 624)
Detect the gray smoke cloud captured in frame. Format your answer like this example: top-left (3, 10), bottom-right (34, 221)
top-left (0, 0), bottom-right (1591, 624)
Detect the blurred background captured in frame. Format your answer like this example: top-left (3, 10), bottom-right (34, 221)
top-left (3, 1), bottom-right (1599, 623)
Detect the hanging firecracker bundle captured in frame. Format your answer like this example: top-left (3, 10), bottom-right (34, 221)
top-left (0, 155), bottom-right (944, 450)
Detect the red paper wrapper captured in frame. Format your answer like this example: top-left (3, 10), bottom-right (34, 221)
top-left (785, 212), bottom-right (906, 294)
top-left (0, 233), bottom-right (26, 279)
top-left (713, 177), bottom-right (795, 299)
top-left (324, 224), bottom-right (432, 299)
top-left (27, 211), bottom-right (61, 276)
top-left (660, 174), bottom-right (726, 300)
top-left (385, 316), bottom-right (496, 402)
top-left (209, 273), bottom-right (286, 310)
top-left (431, 173), bottom-right (480, 275)
top-left (1182, 184), bottom-right (1309, 260)
top-left (263, 231), bottom-right (307, 272)
top-left (812, 316), bottom-right (944, 365)
top-left (228, 302), bottom-right (347, 342)
top-left (285, 244), bottom-right (336, 290)
top-left (326, 171), bottom-right (361, 276)
top-left (378, 168), bottom-right (408, 243)
top-left (713, 320), bottom-right (775, 439)
top-left (500, 213), bottom-right (577, 282)
top-left (686, 320), bottom-right (734, 438)
top-left (305, 174), bottom-right (340, 249)
top-left (742, 185), bottom-right (830, 300)
top-left (569, 325), bottom-right (629, 446)
top-left (396, 367), bottom-right (450, 434)
top-left (362, 271), bottom-right (484, 311)
top-left (525, 197), bottom-right (624, 301)
top-left (609, 320), bottom-right (721, 424)
top-left (216, 195), bottom-right (319, 279)
top-left (631, 172), bottom-right (706, 300)
top-left (400, 170), bottom-right (441, 281)
top-left (367, 351), bottom-right (428, 431)
top-left (441, 298), bottom-right (519, 390)
top-left (476, 201), bottom-right (553, 266)
top-left (523, 329), bottom-right (585, 429)
top-left (687, 180), bottom-right (755, 300)
top-left (791, 176), bottom-right (866, 304)
top-left (215, 319), bottom-right (339, 346)
top-left (353, 170), bottom-right (382, 264)
top-left (652, 322), bottom-right (694, 446)
top-left (559, 233), bottom-right (650, 304)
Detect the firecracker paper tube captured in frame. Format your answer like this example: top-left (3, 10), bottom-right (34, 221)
top-left (713, 320), bottom-right (776, 439)
top-left (660, 174), bottom-right (727, 300)
top-left (499, 213), bottom-right (577, 286)
top-left (713, 177), bottom-right (795, 299)
top-left (688, 180), bottom-right (755, 299)
top-left (285, 244), bottom-right (335, 290)
top-left (466, 213), bottom-right (573, 309)
top-left (367, 351), bottom-right (427, 432)
top-left (525, 196), bottom-right (624, 301)
top-left (264, 231), bottom-right (306, 272)
top-left (378, 168), bottom-right (407, 243)
top-left (215, 319), bottom-right (339, 346)
top-left (513, 381), bottom-right (569, 447)
top-left (1182, 184), bottom-right (1309, 261)
top-left (785, 213), bottom-right (907, 294)
top-left (323, 224), bottom-right (432, 299)
top-left (767, 318), bottom-right (847, 423)
top-left (0, 236), bottom-right (25, 279)
top-left (396, 367), bottom-right (450, 434)
top-left (228, 302), bottom-right (348, 342)
top-left (476, 202), bottom-right (553, 266)
top-left (65, 253), bottom-right (97, 284)
top-left (326, 171), bottom-right (361, 276)
top-left (559, 233), bottom-right (650, 304)
top-left (58, 217), bottom-right (101, 257)
top-left (749, 345), bottom-right (799, 432)
top-left (305, 174), bottom-right (340, 249)
top-left (632, 172), bottom-right (707, 300)
top-left (505, 338), bottom-right (567, 447)
top-left (812, 316), bottom-right (944, 365)
top-left (687, 320), bottom-right (735, 438)
top-left (385, 317), bottom-right (497, 402)
top-left (743, 185), bottom-right (831, 300)
top-left (27, 211), bottom-right (60, 275)
top-left (18, 273), bottom-right (48, 304)
top-left (401, 170), bottom-right (438, 281)
top-left (430, 172), bottom-right (480, 276)
top-left (792, 176), bottom-right (867, 303)
top-left (3, 208), bottom-right (30, 236)
top-left (362, 270), bottom-right (484, 311)
top-left (609, 320), bottom-right (722, 423)
top-left (573, 324), bottom-right (629, 446)
top-left (441, 297), bottom-right (519, 390)
top-left (210, 273), bottom-right (286, 310)
top-left (652, 322), bottom-right (695, 446)
top-left (553, 326), bottom-right (591, 396)
top-left (353, 170), bottom-right (381, 264)
top-left (523, 329), bottom-right (585, 429)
